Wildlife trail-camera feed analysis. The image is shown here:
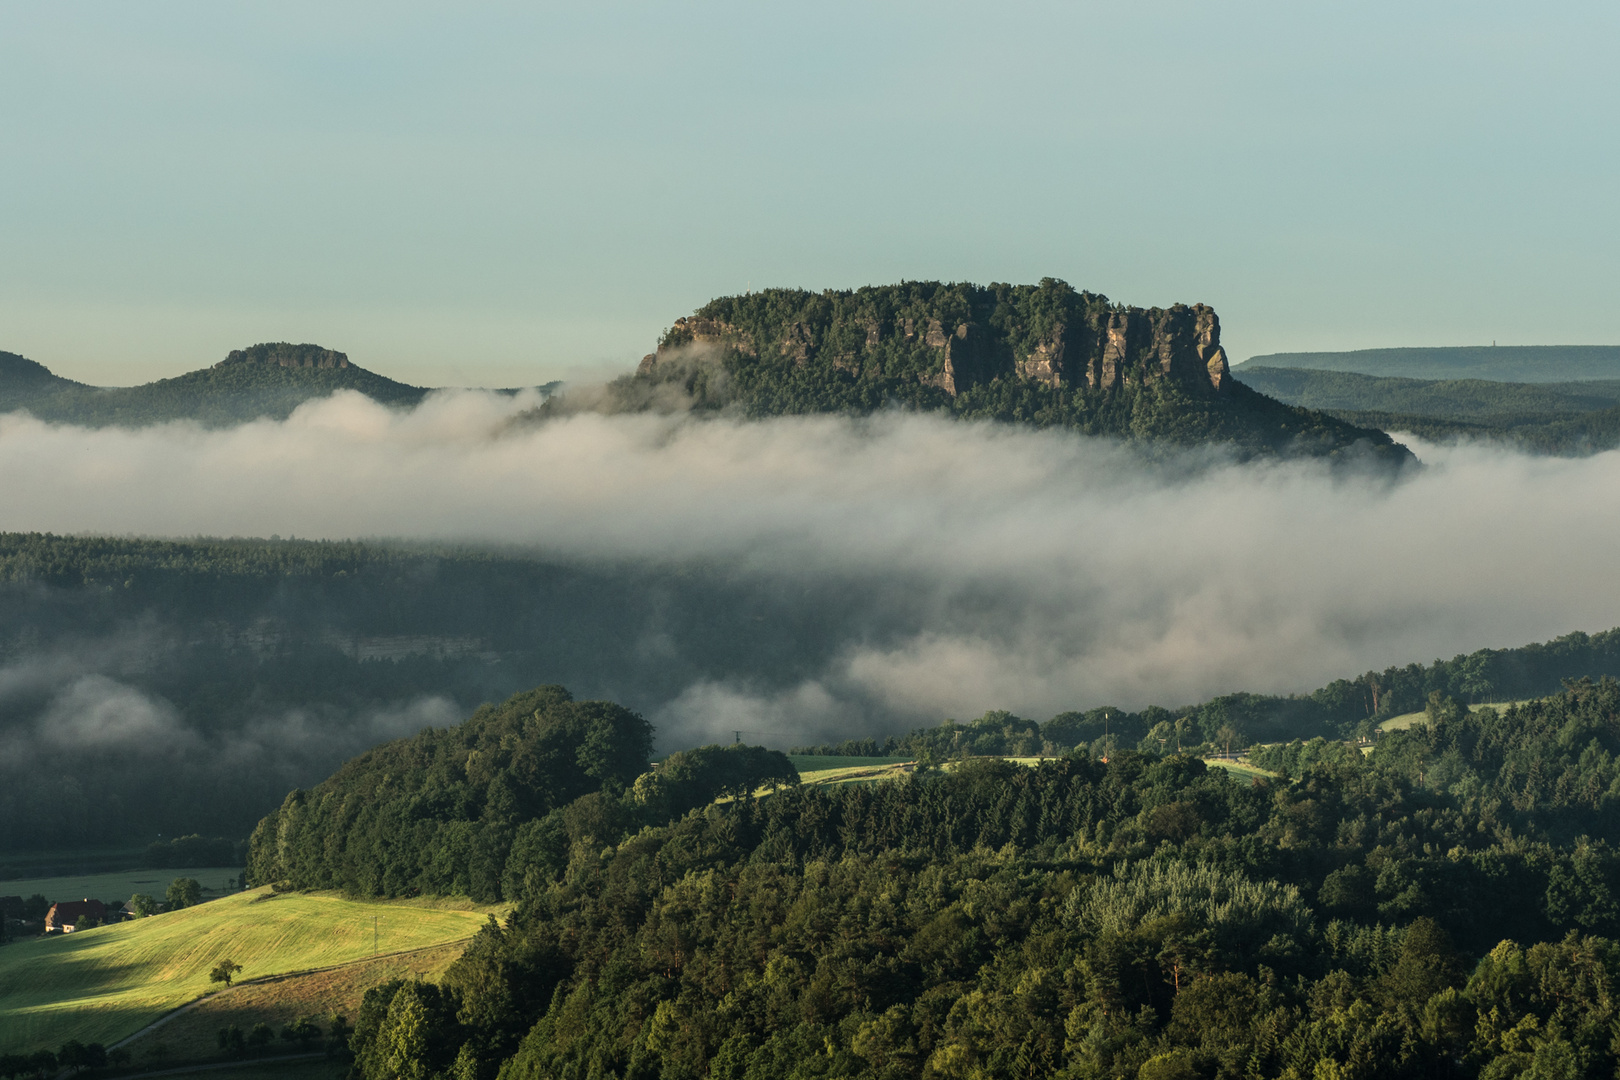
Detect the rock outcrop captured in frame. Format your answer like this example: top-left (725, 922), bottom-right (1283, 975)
top-left (640, 284), bottom-right (1230, 399)
top-left (217, 343), bottom-right (351, 370)
top-left (617, 280), bottom-right (1408, 463)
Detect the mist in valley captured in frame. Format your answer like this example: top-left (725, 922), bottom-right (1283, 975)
top-left (3, 389), bottom-right (1619, 845)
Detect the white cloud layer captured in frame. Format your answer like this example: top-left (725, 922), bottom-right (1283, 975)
top-left (4, 389), bottom-right (1620, 738)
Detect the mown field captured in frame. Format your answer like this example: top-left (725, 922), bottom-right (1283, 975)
top-left (122, 938), bottom-right (468, 1064)
top-left (786, 754), bottom-right (914, 772)
top-left (1379, 700), bottom-right (1534, 731)
top-left (0, 887), bottom-right (497, 1056)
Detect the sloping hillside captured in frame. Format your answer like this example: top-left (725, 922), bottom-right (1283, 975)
top-left (0, 888), bottom-right (491, 1056)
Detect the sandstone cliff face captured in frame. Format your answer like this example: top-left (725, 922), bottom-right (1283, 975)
top-left (217, 343), bottom-right (351, 370)
top-left (642, 289), bottom-right (1230, 400)
top-left (1011, 304), bottom-right (1229, 397)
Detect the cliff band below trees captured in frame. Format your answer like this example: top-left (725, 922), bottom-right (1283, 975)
top-left (642, 298), bottom-right (1231, 399)
top-left (215, 342), bottom-right (352, 371)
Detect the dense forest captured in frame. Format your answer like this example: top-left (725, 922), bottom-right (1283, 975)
top-left (597, 281), bottom-right (1409, 465)
top-left (1235, 367), bottom-right (1620, 456)
top-left (293, 678), bottom-right (1620, 1079)
top-left (0, 343), bottom-right (431, 427)
top-left (246, 687), bottom-right (798, 903)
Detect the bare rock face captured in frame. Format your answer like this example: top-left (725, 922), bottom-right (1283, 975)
top-left (217, 343), bottom-right (351, 370)
top-left (653, 317), bottom-right (756, 364)
top-left (641, 283), bottom-right (1233, 401)
top-left (1015, 325), bottom-right (1073, 388)
top-left (926, 323), bottom-right (999, 394)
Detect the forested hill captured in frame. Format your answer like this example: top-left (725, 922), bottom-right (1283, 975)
top-left (0, 342), bottom-right (428, 426)
top-left (0, 350), bottom-right (88, 409)
top-left (245, 686), bottom-right (796, 902)
top-left (607, 279), bottom-right (1411, 464)
top-left (338, 678), bottom-right (1620, 1080)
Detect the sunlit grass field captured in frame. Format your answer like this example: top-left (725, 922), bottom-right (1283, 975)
top-left (1379, 700), bottom-right (1535, 732)
top-left (121, 938), bottom-right (469, 1064)
top-left (0, 887), bottom-right (497, 1056)
top-left (787, 754), bottom-right (914, 772)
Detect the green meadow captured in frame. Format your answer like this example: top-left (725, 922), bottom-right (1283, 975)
top-left (0, 887), bottom-right (495, 1056)
top-left (1379, 700), bottom-right (1536, 731)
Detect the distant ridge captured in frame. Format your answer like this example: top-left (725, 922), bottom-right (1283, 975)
top-left (0, 342), bottom-right (426, 427)
top-left (1239, 345), bottom-right (1620, 383)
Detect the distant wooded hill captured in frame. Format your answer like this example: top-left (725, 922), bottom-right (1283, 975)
top-left (1236, 366), bottom-right (1620, 454)
top-left (598, 280), bottom-right (1410, 464)
top-left (0, 342), bottom-right (556, 427)
top-left (1240, 345), bottom-right (1620, 382)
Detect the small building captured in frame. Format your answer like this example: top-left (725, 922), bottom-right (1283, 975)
top-left (44, 899), bottom-right (107, 933)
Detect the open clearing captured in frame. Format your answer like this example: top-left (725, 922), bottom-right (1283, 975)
top-left (788, 754), bottom-right (913, 772)
top-left (0, 887), bottom-right (496, 1056)
top-left (1379, 701), bottom-right (1535, 732)
top-left (0, 866), bottom-right (243, 906)
top-left (1203, 758), bottom-right (1275, 779)
top-left (797, 761), bottom-right (915, 788)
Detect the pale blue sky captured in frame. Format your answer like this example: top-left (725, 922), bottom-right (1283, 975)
top-left (2, 1), bottom-right (1615, 387)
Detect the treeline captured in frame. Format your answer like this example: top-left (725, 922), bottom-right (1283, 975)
top-left (246, 687), bottom-right (796, 903)
top-left (10, 527), bottom-right (1620, 856)
top-left (799, 627), bottom-right (1620, 759)
top-left (338, 678), bottom-right (1620, 1079)
top-left (144, 834), bottom-right (245, 868)
top-left (0, 532), bottom-right (876, 852)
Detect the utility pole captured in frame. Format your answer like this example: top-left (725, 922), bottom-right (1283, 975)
top-left (373, 915), bottom-right (378, 957)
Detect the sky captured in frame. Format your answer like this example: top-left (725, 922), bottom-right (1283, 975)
top-left (2, 1), bottom-right (1617, 388)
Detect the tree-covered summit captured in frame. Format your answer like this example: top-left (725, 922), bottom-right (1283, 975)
top-left (610, 279), bottom-right (1411, 464)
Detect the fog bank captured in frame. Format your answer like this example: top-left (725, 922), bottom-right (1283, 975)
top-left (3, 390), bottom-right (1619, 740)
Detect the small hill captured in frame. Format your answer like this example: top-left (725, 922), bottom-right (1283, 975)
top-left (0, 343), bottom-right (428, 428)
top-left (1239, 345), bottom-right (1620, 383)
top-left (246, 686), bottom-right (657, 901)
top-left (0, 350), bottom-right (90, 412)
top-left (606, 280), bottom-right (1411, 464)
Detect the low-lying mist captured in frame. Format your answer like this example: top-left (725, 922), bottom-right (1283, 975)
top-left (4, 388), bottom-right (1620, 751)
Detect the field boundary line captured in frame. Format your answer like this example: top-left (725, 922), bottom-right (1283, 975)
top-left (109, 934), bottom-right (479, 1051)
top-left (98, 1050), bottom-right (325, 1080)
